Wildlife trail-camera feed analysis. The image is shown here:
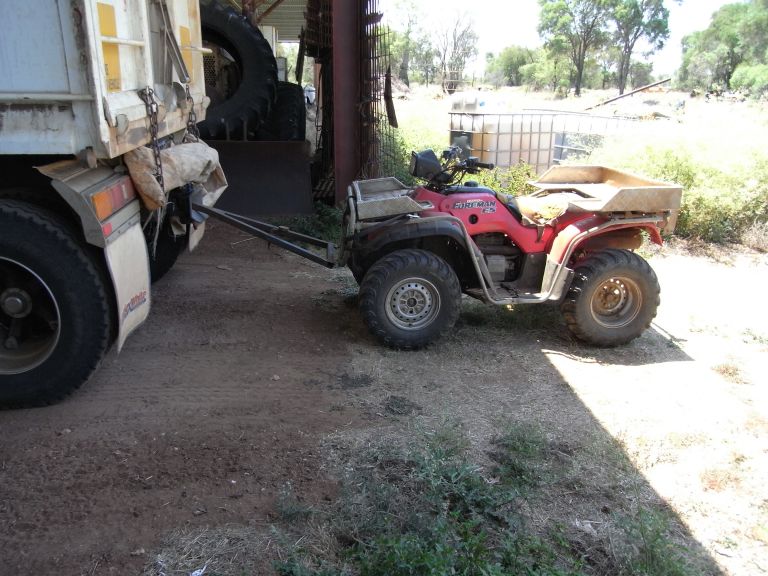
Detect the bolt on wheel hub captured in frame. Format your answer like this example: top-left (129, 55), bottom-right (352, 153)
top-left (1, 288), bottom-right (33, 318)
top-left (385, 278), bottom-right (441, 331)
top-left (590, 276), bottom-right (642, 328)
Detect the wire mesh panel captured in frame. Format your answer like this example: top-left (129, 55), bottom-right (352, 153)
top-left (360, 0), bottom-right (396, 180)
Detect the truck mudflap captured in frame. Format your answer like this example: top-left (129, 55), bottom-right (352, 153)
top-left (37, 159), bottom-right (152, 350)
top-left (105, 221), bottom-right (151, 350)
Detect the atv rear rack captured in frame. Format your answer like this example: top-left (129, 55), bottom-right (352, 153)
top-left (192, 203), bottom-right (337, 268)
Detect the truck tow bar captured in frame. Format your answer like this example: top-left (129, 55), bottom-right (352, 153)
top-left (191, 203), bottom-right (337, 268)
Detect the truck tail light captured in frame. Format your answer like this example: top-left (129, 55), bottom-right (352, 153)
top-left (91, 176), bottom-right (137, 221)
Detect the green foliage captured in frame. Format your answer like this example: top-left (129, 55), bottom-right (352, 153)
top-left (538, 0), bottom-right (614, 96)
top-left (611, 0), bottom-right (670, 94)
top-left (281, 202), bottom-right (343, 243)
top-left (488, 423), bottom-right (547, 489)
top-left (588, 144), bottom-right (768, 244)
top-left (386, 2), bottom-right (438, 88)
top-left (344, 423), bottom-right (586, 576)
top-left (630, 59), bottom-right (654, 88)
top-left (623, 509), bottom-right (693, 576)
top-left (435, 17), bottom-right (479, 93)
top-left (473, 163), bottom-right (538, 197)
top-left (678, 0), bottom-right (768, 91)
top-left (485, 46), bottom-right (536, 87)
top-left (269, 422), bottom-right (707, 576)
top-left (731, 63), bottom-right (768, 97)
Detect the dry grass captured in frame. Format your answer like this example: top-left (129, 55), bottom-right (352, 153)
top-left (712, 362), bottom-right (745, 384)
top-left (741, 221), bottom-right (768, 252)
top-left (143, 525), bottom-right (279, 576)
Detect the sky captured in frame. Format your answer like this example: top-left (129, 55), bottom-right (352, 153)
top-left (381, 0), bottom-right (737, 77)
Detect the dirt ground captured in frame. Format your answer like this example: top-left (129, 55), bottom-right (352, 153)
top-left (0, 222), bottom-right (766, 575)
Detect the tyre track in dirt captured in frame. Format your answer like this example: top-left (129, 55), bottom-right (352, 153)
top-left (0, 222), bottom-right (366, 575)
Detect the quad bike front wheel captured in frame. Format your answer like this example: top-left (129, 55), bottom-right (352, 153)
top-left (561, 249), bottom-right (660, 346)
top-left (359, 249), bottom-right (461, 349)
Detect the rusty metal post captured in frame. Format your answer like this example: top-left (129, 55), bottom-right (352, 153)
top-left (332, 0), bottom-right (361, 204)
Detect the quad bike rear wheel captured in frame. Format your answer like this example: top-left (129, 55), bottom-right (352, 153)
top-left (359, 249), bottom-right (461, 349)
top-left (561, 249), bottom-right (659, 346)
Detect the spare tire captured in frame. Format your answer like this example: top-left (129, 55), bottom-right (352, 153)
top-left (256, 81), bottom-right (307, 141)
top-left (198, 0), bottom-right (278, 140)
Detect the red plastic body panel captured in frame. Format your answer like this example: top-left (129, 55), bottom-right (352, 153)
top-left (414, 187), bottom-right (553, 253)
top-left (412, 186), bottom-right (663, 263)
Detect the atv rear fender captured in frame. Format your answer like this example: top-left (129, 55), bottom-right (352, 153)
top-left (352, 216), bottom-right (477, 285)
top-left (549, 217), bottom-right (664, 265)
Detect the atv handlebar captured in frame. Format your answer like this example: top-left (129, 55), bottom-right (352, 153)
top-left (411, 147), bottom-right (496, 191)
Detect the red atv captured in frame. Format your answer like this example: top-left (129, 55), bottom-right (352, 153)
top-left (341, 147), bottom-right (682, 349)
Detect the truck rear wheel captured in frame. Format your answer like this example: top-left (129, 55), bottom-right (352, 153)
top-left (0, 201), bottom-right (112, 407)
top-left (560, 249), bottom-right (659, 346)
top-left (146, 215), bottom-right (186, 283)
top-left (359, 249), bottom-right (461, 349)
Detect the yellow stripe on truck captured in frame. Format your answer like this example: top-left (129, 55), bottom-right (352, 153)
top-left (180, 26), bottom-right (194, 82)
top-left (97, 2), bottom-right (121, 92)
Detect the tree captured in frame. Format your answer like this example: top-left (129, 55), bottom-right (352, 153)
top-left (435, 14), bottom-right (479, 93)
top-left (411, 39), bottom-right (438, 85)
top-left (538, 0), bottom-right (612, 96)
top-left (520, 40), bottom-right (572, 93)
top-left (485, 46), bottom-right (535, 86)
top-left (610, 0), bottom-right (670, 95)
top-left (629, 59), bottom-right (654, 87)
top-left (677, 1), bottom-right (766, 91)
top-left (386, 0), bottom-right (422, 87)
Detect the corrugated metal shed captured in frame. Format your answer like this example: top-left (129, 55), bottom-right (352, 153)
top-left (261, 0), bottom-right (307, 41)
top-left (223, 0), bottom-right (308, 41)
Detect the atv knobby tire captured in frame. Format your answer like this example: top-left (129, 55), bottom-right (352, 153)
top-left (561, 249), bottom-right (659, 346)
top-left (256, 81), bottom-right (307, 141)
top-left (359, 249), bottom-right (461, 349)
top-left (0, 201), bottom-right (112, 407)
top-left (198, 0), bottom-right (277, 140)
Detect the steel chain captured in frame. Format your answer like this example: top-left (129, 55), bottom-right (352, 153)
top-left (185, 84), bottom-right (200, 139)
top-left (138, 86), bottom-right (164, 191)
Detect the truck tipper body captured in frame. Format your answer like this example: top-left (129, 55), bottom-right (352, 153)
top-left (0, 0), bottom-right (218, 405)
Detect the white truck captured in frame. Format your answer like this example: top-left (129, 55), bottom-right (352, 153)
top-left (0, 0), bottom-right (221, 406)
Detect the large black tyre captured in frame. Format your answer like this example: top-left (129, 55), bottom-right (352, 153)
top-left (359, 249), bottom-right (461, 349)
top-left (146, 215), bottom-right (185, 283)
top-left (198, 0), bottom-right (278, 140)
top-left (256, 81), bottom-right (307, 141)
top-left (0, 201), bottom-right (112, 407)
top-left (560, 249), bottom-right (660, 346)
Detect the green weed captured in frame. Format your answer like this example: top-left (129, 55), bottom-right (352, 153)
top-left (473, 163), bottom-right (539, 196)
top-left (589, 143), bottom-right (768, 244)
top-left (622, 509), bottom-right (694, 576)
top-left (277, 422), bottom-right (591, 576)
top-left (279, 202), bottom-right (343, 243)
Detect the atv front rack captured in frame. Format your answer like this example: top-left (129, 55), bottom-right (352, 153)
top-left (191, 203), bottom-right (337, 268)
